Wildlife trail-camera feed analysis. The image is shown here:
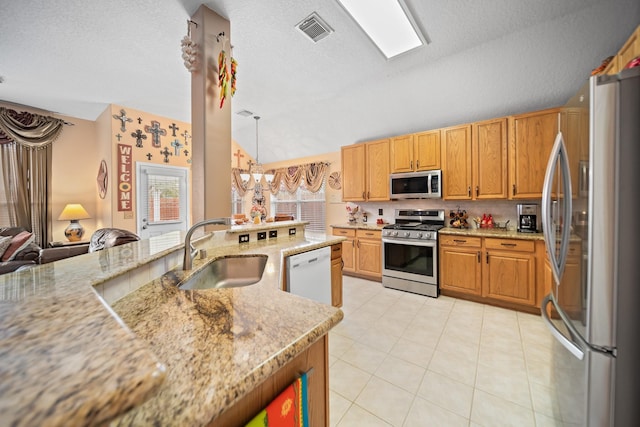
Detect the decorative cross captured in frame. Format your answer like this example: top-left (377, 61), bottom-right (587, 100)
top-left (181, 130), bottom-right (191, 145)
top-left (112, 109), bottom-right (133, 132)
top-left (144, 120), bottom-right (167, 148)
top-left (146, 153), bottom-right (153, 160)
top-left (160, 147), bottom-right (173, 163)
top-left (169, 123), bottom-right (179, 136)
top-left (115, 133), bottom-right (122, 141)
top-left (131, 129), bottom-right (147, 148)
top-left (183, 149), bottom-right (189, 157)
top-left (137, 117), bottom-right (143, 124)
top-left (233, 149), bottom-right (245, 168)
top-left (170, 139), bottom-right (183, 156)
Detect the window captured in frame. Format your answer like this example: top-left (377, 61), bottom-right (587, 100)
top-left (231, 187), bottom-right (243, 215)
top-left (271, 181), bottom-right (326, 233)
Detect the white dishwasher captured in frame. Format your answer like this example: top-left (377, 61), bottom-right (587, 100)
top-left (286, 246), bottom-right (332, 305)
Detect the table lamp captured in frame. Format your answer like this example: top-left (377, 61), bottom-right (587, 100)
top-left (58, 204), bottom-right (91, 242)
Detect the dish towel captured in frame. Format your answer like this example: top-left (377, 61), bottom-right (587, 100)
top-left (246, 372), bottom-right (309, 427)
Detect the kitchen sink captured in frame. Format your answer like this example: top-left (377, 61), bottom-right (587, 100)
top-left (179, 254), bottom-right (268, 290)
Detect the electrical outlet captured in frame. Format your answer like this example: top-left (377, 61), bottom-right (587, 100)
top-left (378, 208), bottom-right (383, 216)
top-left (257, 232), bottom-right (266, 240)
top-left (239, 234), bottom-right (250, 243)
top-left (289, 228), bottom-right (296, 236)
top-left (269, 230), bottom-right (277, 238)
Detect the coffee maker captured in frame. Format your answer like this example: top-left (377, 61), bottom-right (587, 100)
top-left (517, 203), bottom-right (540, 233)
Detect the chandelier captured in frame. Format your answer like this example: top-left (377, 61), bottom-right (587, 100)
top-left (240, 116), bottom-right (274, 188)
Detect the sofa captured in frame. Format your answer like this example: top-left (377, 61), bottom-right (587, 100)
top-left (0, 227), bottom-right (140, 274)
top-left (0, 227), bottom-right (41, 274)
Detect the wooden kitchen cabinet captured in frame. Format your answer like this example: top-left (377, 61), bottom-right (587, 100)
top-left (330, 243), bottom-right (343, 307)
top-left (542, 242), bottom-right (582, 319)
top-left (341, 139), bottom-right (390, 202)
top-left (509, 108), bottom-right (560, 199)
top-left (390, 130), bottom-right (441, 173)
top-left (483, 238), bottom-right (536, 307)
top-left (332, 228), bottom-right (381, 281)
top-left (472, 118), bottom-right (508, 199)
top-left (441, 124), bottom-right (473, 200)
top-left (439, 235), bottom-right (482, 296)
top-left (561, 108), bottom-right (587, 198)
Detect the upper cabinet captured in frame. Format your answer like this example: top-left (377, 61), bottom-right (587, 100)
top-left (473, 118), bottom-right (508, 200)
top-left (341, 139), bottom-right (390, 202)
top-left (390, 130), bottom-right (441, 173)
top-left (508, 108), bottom-right (560, 199)
top-left (605, 25), bottom-right (640, 74)
top-left (441, 124), bottom-right (473, 200)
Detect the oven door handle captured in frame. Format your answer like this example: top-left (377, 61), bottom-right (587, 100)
top-left (382, 237), bottom-right (437, 247)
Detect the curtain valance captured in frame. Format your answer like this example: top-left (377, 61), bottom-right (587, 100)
top-left (231, 161), bottom-right (330, 195)
top-left (0, 107), bottom-right (66, 148)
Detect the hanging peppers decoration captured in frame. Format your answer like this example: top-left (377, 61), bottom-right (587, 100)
top-left (216, 33), bottom-right (238, 109)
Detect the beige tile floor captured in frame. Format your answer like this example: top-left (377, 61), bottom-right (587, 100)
top-left (329, 276), bottom-right (570, 427)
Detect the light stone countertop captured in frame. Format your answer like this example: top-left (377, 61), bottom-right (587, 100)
top-left (0, 230), bottom-right (344, 426)
top-left (331, 222), bottom-right (387, 231)
top-left (110, 233), bottom-right (344, 426)
top-left (439, 226), bottom-right (545, 240)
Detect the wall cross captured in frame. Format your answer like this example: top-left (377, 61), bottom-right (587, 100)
top-left (171, 139), bottom-right (183, 156)
top-left (112, 109), bottom-right (133, 132)
top-left (233, 149), bottom-right (245, 168)
top-left (181, 130), bottom-right (191, 145)
top-left (145, 120), bottom-right (167, 148)
top-left (160, 146), bottom-right (173, 163)
top-left (131, 129), bottom-right (147, 148)
top-left (169, 123), bottom-right (179, 136)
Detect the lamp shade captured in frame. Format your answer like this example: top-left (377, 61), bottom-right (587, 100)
top-left (58, 204), bottom-right (91, 221)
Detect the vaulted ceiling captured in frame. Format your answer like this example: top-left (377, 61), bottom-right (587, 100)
top-left (1, 0), bottom-right (638, 163)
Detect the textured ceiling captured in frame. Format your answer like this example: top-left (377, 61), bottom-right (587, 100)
top-left (1, 0), bottom-right (638, 163)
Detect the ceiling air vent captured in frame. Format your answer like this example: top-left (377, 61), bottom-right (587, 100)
top-left (296, 12), bottom-right (333, 43)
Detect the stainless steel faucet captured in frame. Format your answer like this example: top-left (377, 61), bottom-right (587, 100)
top-left (183, 217), bottom-right (231, 270)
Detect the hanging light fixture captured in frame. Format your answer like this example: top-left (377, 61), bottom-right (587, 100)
top-left (240, 116), bottom-right (274, 187)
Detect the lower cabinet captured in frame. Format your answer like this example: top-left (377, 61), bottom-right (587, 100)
top-left (332, 228), bottom-right (382, 281)
top-left (210, 335), bottom-right (329, 426)
top-left (542, 242), bottom-right (583, 319)
top-left (330, 243), bottom-right (343, 307)
top-left (440, 234), bottom-right (540, 312)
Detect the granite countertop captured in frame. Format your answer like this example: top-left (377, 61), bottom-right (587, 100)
top-left (227, 219), bottom-right (308, 233)
top-left (110, 234), bottom-right (344, 426)
top-left (331, 222), bottom-right (386, 231)
top-left (439, 227), bottom-right (582, 243)
top-left (0, 230), bottom-right (343, 426)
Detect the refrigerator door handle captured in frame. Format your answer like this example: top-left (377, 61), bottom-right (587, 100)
top-left (541, 128), bottom-right (573, 285)
top-left (541, 294), bottom-right (585, 360)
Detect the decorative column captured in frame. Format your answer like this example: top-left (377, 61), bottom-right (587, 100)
top-left (190, 5), bottom-right (232, 223)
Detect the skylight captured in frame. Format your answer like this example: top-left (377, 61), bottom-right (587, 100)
top-left (336, 0), bottom-right (424, 59)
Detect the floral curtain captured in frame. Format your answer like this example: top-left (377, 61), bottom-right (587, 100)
top-left (231, 161), bottom-right (329, 196)
top-left (0, 107), bottom-right (65, 245)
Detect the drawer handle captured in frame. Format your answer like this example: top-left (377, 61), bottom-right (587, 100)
top-left (453, 239), bottom-right (467, 243)
top-left (333, 247), bottom-right (340, 251)
top-left (500, 243), bottom-right (517, 247)
top-left (365, 232), bottom-right (374, 236)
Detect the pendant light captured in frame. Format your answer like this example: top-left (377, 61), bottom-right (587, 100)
top-left (240, 116), bottom-right (273, 187)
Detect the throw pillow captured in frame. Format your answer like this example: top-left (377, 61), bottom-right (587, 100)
top-left (1, 231), bottom-right (35, 262)
top-left (0, 236), bottom-right (12, 260)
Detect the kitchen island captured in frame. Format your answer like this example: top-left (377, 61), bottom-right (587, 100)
top-left (0, 225), bottom-right (343, 426)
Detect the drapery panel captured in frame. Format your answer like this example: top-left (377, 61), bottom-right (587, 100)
top-left (0, 108), bottom-right (62, 245)
top-left (231, 161), bottom-right (329, 196)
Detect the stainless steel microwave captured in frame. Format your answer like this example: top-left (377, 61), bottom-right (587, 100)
top-left (390, 170), bottom-right (442, 199)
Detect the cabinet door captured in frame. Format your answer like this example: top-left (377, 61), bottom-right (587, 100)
top-left (365, 139), bottom-right (390, 201)
top-left (441, 124), bottom-right (472, 200)
top-left (439, 246), bottom-right (482, 295)
top-left (616, 25), bottom-right (639, 72)
top-left (390, 134), bottom-right (414, 173)
top-left (356, 239), bottom-right (381, 278)
top-left (414, 130), bottom-right (441, 171)
top-left (341, 238), bottom-right (355, 273)
top-left (331, 257), bottom-right (343, 307)
top-left (562, 109), bottom-right (583, 199)
top-left (509, 109), bottom-right (559, 199)
top-left (473, 118), bottom-right (508, 199)
top-left (341, 144), bottom-right (366, 201)
top-left (484, 250), bottom-right (536, 306)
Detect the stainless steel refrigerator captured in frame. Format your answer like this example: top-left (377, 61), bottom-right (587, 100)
top-left (540, 67), bottom-right (640, 426)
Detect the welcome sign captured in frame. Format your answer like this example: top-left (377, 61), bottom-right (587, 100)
top-left (117, 144), bottom-right (132, 211)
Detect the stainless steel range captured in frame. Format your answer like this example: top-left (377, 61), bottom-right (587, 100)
top-left (381, 209), bottom-right (445, 297)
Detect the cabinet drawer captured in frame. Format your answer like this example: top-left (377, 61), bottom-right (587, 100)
top-left (331, 244), bottom-right (342, 260)
top-left (356, 229), bottom-right (381, 240)
top-left (332, 228), bottom-right (356, 238)
top-left (485, 238), bottom-right (535, 252)
top-left (440, 235), bottom-right (482, 248)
